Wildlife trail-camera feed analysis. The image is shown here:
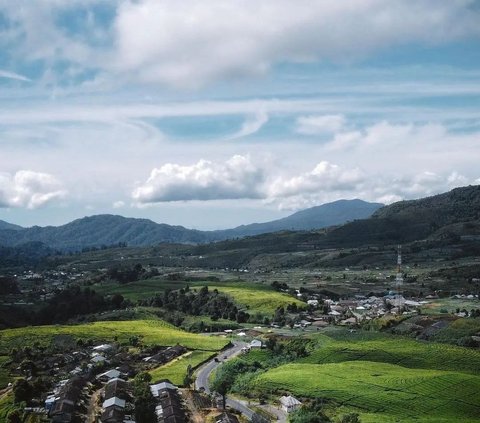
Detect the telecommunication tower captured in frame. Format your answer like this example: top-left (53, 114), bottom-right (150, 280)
top-left (395, 245), bottom-right (404, 309)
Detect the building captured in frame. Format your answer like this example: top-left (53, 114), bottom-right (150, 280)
top-left (280, 395), bottom-right (302, 413)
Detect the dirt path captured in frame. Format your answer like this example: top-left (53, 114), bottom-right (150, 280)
top-left (86, 386), bottom-right (103, 423)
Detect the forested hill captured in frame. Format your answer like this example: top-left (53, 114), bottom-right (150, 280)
top-left (0, 199), bottom-right (382, 252)
top-left (0, 215), bottom-right (215, 252)
top-left (318, 184), bottom-right (480, 247)
top-left (373, 185), bottom-right (480, 224)
top-left (0, 220), bottom-right (22, 231)
top-left (213, 199), bottom-right (382, 237)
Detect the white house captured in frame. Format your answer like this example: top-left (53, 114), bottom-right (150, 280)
top-left (249, 339), bottom-right (263, 349)
top-left (280, 395), bottom-right (302, 413)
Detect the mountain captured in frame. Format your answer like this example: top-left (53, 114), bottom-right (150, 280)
top-left (0, 199), bottom-right (382, 252)
top-left (324, 185), bottom-right (480, 247)
top-left (215, 199), bottom-right (383, 237)
top-left (0, 220), bottom-right (22, 231)
top-left (0, 215), bottom-right (215, 252)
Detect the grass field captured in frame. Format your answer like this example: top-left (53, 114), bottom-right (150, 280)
top-left (189, 282), bottom-right (305, 315)
top-left (421, 298), bottom-right (480, 315)
top-left (149, 350), bottom-right (215, 385)
top-left (0, 320), bottom-right (228, 354)
top-left (0, 356), bottom-right (11, 389)
top-left (0, 392), bottom-right (17, 423)
top-left (303, 332), bottom-right (480, 374)
top-left (93, 278), bottom-right (188, 301)
top-left (93, 279), bottom-right (304, 315)
top-left (254, 361), bottom-right (480, 423)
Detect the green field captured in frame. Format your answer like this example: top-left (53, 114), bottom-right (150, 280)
top-left (149, 350), bottom-right (215, 385)
top-left (302, 333), bottom-right (480, 374)
top-left (0, 393), bottom-right (17, 423)
top-left (255, 361), bottom-right (480, 423)
top-left (94, 279), bottom-right (305, 315)
top-left (93, 278), bottom-right (188, 301)
top-left (0, 356), bottom-right (11, 389)
top-left (190, 282), bottom-right (305, 315)
top-left (0, 320), bottom-right (228, 353)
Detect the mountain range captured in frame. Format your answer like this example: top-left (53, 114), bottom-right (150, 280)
top-left (0, 199), bottom-right (382, 252)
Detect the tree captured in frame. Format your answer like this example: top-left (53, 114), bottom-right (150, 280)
top-left (211, 366), bottom-right (234, 410)
top-left (340, 413), bottom-right (361, 423)
top-left (6, 410), bottom-right (22, 423)
top-left (13, 379), bottom-right (32, 404)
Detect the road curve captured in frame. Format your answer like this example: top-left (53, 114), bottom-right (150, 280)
top-left (195, 341), bottom-right (255, 420)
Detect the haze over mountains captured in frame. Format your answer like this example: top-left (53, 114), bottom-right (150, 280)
top-left (1, 185), bottom-right (479, 256)
top-left (0, 199), bottom-right (382, 252)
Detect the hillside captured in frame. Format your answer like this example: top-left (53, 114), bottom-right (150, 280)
top-left (0, 199), bottom-right (381, 252)
top-left (214, 199), bottom-right (382, 237)
top-left (0, 220), bottom-right (22, 231)
top-left (0, 215), bottom-right (215, 252)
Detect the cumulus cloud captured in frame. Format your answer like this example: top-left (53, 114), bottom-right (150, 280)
top-left (295, 114), bottom-right (346, 135)
top-left (269, 161), bottom-right (365, 199)
top-left (0, 170), bottom-right (66, 209)
top-left (110, 0), bottom-right (480, 87)
top-left (132, 155), bottom-right (265, 203)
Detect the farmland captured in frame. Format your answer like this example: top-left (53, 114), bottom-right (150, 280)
top-left (149, 350), bottom-right (215, 385)
top-left (0, 320), bottom-right (228, 354)
top-left (94, 278), bottom-right (304, 315)
top-left (303, 332), bottom-right (480, 374)
top-left (254, 361), bottom-right (480, 423)
top-left (189, 282), bottom-right (305, 315)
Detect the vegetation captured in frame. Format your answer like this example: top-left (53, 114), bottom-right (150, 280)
top-left (255, 361), bottom-right (480, 422)
top-left (0, 320), bottom-right (228, 354)
top-left (149, 350), bottom-right (214, 386)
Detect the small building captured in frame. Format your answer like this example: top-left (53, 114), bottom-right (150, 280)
top-left (249, 339), bottom-right (263, 349)
top-left (102, 397), bottom-right (126, 409)
top-left (150, 381), bottom-right (177, 398)
top-left (215, 412), bottom-right (240, 423)
top-left (98, 369), bottom-right (122, 381)
top-left (280, 395), bottom-right (302, 413)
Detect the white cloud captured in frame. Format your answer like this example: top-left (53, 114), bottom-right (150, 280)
top-left (296, 114), bottom-right (346, 135)
top-left (0, 70), bottom-right (31, 82)
top-left (228, 110), bottom-right (269, 140)
top-left (269, 161), bottom-right (365, 199)
top-left (110, 0), bottom-right (480, 87)
top-left (113, 201), bottom-right (126, 209)
top-left (0, 170), bottom-right (66, 209)
top-left (132, 155), bottom-right (265, 203)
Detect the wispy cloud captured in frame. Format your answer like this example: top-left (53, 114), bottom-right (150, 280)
top-left (0, 70), bottom-right (31, 82)
top-left (228, 110), bottom-right (269, 140)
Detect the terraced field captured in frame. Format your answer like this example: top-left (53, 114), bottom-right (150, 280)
top-left (303, 333), bottom-right (480, 374)
top-left (0, 320), bottom-right (228, 354)
top-left (254, 361), bottom-right (480, 423)
top-left (149, 350), bottom-right (215, 385)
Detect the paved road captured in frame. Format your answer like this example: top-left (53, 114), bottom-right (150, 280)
top-left (195, 342), bottom-right (255, 420)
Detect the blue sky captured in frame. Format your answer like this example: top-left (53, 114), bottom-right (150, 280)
top-left (0, 0), bottom-right (479, 229)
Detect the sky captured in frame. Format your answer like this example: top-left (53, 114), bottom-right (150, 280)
top-left (0, 0), bottom-right (479, 229)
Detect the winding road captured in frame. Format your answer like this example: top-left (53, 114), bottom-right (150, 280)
top-left (195, 341), bottom-right (256, 420)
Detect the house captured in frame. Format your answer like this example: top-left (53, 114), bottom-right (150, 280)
top-left (280, 395), bottom-right (302, 413)
top-left (98, 369), bottom-right (122, 381)
top-left (93, 344), bottom-right (114, 352)
top-left (215, 412), bottom-right (240, 423)
top-left (102, 397), bottom-right (126, 409)
top-left (150, 381), bottom-right (177, 398)
top-left (249, 339), bottom-right (263, 349)
top-left (104, 378), bottom-right (128, 400)
top-left (101, 405), bottom-right (125, 423)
